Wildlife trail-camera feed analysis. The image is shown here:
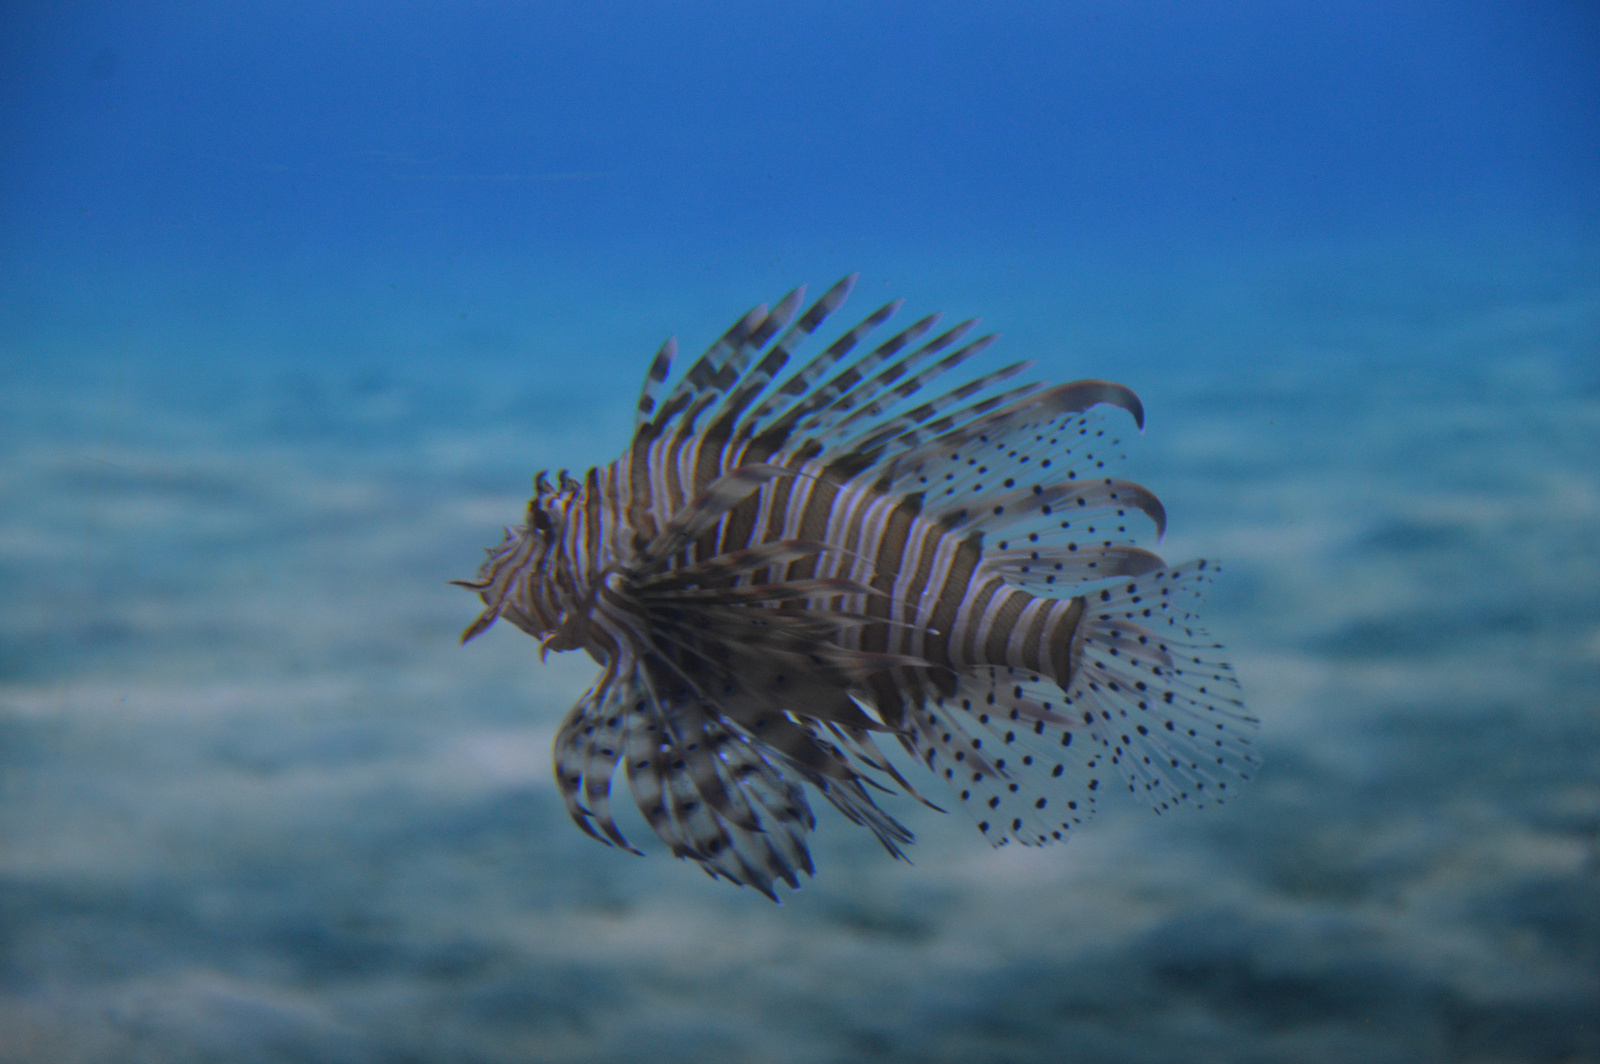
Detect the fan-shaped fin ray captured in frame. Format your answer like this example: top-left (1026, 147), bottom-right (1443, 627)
top-left (739, 300), bottom-right (903, 444)
top-left (634, 337), bottom-right (678, 431)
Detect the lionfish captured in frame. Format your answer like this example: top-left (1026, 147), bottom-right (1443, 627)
top-left (456, 275), bottom-right (1256, 898)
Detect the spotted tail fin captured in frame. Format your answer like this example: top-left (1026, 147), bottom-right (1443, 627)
top-left (1064, 560), bottom-right (1258, 812)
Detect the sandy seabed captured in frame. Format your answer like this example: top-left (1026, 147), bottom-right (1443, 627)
top-left (2, 257), bottom-right (1597, 1064)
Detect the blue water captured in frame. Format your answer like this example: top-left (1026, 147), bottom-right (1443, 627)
top-left (4, 3), bottom-right (1598, 1061)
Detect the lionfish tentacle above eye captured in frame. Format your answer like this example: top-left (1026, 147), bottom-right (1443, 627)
top-left (457, 275), bottom-right (1255, 897)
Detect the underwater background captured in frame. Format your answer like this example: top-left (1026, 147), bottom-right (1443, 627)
top-left (3, 2), bottom-right (1598, 1061)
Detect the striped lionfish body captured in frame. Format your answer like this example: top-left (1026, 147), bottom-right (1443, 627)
top-left (457, 276), bottom-right (1256, 898)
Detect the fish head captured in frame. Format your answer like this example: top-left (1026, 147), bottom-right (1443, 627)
top-left (454, 470), bottom-right (583, 645)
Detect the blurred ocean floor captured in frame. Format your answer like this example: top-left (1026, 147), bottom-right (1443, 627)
top-left (1, 250), bottom-right (1598, 1063)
